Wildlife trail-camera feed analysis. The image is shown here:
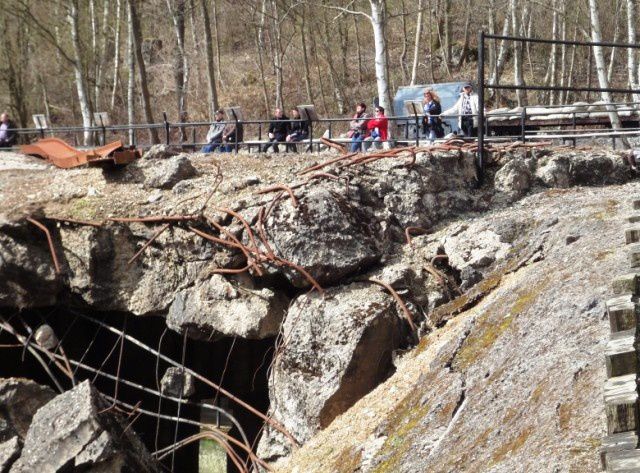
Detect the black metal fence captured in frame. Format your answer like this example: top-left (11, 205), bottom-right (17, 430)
top-left (477, 31), bottom-right (640, 180)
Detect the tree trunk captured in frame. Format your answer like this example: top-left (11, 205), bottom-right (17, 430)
top-left (608, 0), bottom-right (622, 83)
top-left (299, 8), bottom-right (314, 103)
top-left (270, 0), bottom-right (284, 109)
top-left (543, 0), bottom-right (558, 104)
top-left (111, 0), bottom-right (123, 110)
top-left (399, 0), bottom-right (409, 82)
top-left (369, 0), bottom-right (393, 115)
top-left (320, 13), bottom-right (345, 114)
top-left (126, 0), bottom-right (135, 145)
top-left (410, 0), bottom-right (424, 86)
top-left (511, 0), bottom-right (527, 106)
top-left (489, 1), bottom-right (511, 104)
top-left (627, 0), bottom-right (639, 102)
top-left (457, 0), bottom-right (472, 68)
top-left (354, 15), bottom-right (364, 86)
top-left (166, 0), bottom-right (188, 140)
top-left (589, 0), bottom-right (625, 135)
top-left (212, 0), bottom-right (224, 88)
top-left (128, 0), bottom-right (159, 144)
top-left (256, 0), bottom-right (270, 114)
top-left (558, 1), bottom-right (567, 103)
top-left (201, 0), bottom-right (219, 118)
top-left (68, 0), bottom-right (94, 145)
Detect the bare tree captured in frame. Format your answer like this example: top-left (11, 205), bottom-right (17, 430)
top-left (201, 0), bottom-right (219, 117)
top-left (128, 0), bottom-right (159, 143)
top-left (626, 0), bottom-right (639, 102)
top-left (410, 0), bottom-right (425, 86)
top-left (111, 0), bottom-right (123, 110)
top-left (166, 0), bottom-right (189, 138)
top-left (68, 0), bottom-right (94, 145)
top-left (589, 0), bottom-right (625, 135)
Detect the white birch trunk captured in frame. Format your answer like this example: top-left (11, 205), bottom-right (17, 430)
top-left (111, 0), bottom-right (123, 110)
top-left (126, 0), bottom-right (135, 145)
top-left (370, 0), bottom-right (392, 114)
top-left (589, 0), bottom-right (624, 132)
top-left (489, 4), bottom-right (511, 88)
top-left (626, 0), bottom-right (640, 102)
top-left (270, 0), bottom-right (284, 109)
top-left (68, 0), bottom-right (93, 145)
top-left (410, 0), bottom-right (425, 86)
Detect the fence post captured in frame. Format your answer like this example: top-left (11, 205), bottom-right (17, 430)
top-left (477, 30), bottom-right (485, 184)
top-left (308, 121), bottom-right (313, 152)
top-left (414, 112), bottom-right (420, 147)
top-left (520, 107), bottom-right (526, 143)
top-left (163, 112), bottom-right (170, 145)
top-left (234, 116), bottom-right (239, 153)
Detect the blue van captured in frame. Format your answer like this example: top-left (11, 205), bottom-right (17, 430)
top-left (392, 81), bottom-right (471, 137)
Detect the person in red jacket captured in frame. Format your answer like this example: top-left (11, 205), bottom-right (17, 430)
top-left (363, 106), bottom-right (388, 152)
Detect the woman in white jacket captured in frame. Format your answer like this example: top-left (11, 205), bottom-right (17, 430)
top-left (442, 83), bottom-right (480, 137)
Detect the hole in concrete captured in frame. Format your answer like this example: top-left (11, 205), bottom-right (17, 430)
top-left (0, 307), bottom-right (273, 473)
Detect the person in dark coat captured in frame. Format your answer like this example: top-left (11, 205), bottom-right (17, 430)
top-left (285, 108), bottom-right (309, 152)
top-left (0, 113), bottom-right (17, 148)
top-left (261, 108), bottom-right (290, 153)
top-left (422, 89), bottom-right (444, 142)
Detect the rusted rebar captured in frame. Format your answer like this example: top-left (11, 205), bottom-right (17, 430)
top-left (26, 217), bottom-right (61, 275)
top-left (368, 278), bottom-right (416, 332)
top-left (405, 226), bottom-right (429, 246)
top-left (127, 223), bottom-right (171, 265)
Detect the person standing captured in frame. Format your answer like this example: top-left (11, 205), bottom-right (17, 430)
top-left (422, 89), bottom-right (444, 142)
top-left (0, 113), bottom-right (17, 148)
top-left (348, 102), bottom-right (369, 153)
top-left (363, 106), bottom-right (388, 151)
top-left (442, 83), bottom-right (480, 137)
top-left (261, 108), bottom-right (290, 153)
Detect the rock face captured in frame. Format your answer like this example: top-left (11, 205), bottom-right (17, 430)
top-left (10, 380), bottom-right (158, 473)
top-left (0, 378), bottom-right (55, 443)
top-left (261, 187), bottom-right (384, 287)
top-left (143, 155), bottom-right (198, 190)
top-left (160, 367), bottom-right (195, 398)
top-left (257, 282), bottom-right (412, 461)
top-left (166, 273), bottom-right (289, 339)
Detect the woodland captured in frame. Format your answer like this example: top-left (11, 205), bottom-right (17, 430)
top-left (1, 0), bottom-right (638, 133)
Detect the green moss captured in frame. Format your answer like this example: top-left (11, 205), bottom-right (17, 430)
top-left (67, 197), bottom-right (101, 220)
top-left (371, 388), bottom-right (431, 473)
top-left (453, 279), bottom-right (549, 371)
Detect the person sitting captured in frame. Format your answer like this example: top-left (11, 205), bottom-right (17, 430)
top-left (442, 82), bottom-right (480, 137)
top-left (348, 102), bottom-right (369, 153)
top-left (0, 113), bottom-right (17, 148)
top-left (261, 108), bottom-right (290, 153)
top-left (363, 106), bottom-right (388, 152)
top-left (219, 114), bottom-right (242, 152)
top-left (422, 89), bottom-right (444, 142)
top-left (285, 108), bottom-right (309, 152)
top-left (201, 109), bottom-right (226, 153)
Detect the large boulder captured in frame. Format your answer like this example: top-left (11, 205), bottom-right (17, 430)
top-left (10, 380), bottom-right (159, 473)
top-left (143, 155), bottom-right (198, 190)
top-left (257, 282), bottom-right (412, 461)
top-left (494, 158), bottom-right (533, 197)
top-left (535, 154), bottom-right (572, 188)
top-left (166, 273), bottom-right (289, 340)
top-left (0, 378), bottom-right (55, 442)
top-left (260, 187), bottom-right (383, 287)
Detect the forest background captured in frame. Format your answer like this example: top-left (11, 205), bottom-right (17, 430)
top-left (1, 0), bottom-right (639, 136)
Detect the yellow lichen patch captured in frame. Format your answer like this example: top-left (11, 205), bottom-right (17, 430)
top-left (530, 382), bottom-right (546, 405)
top-left (588, 198), bottom-right (620, 221)
top-left (333, 445), bottom-right (363, 473)
top-left (68, 197), bottom-right (101, 220)
top-left (453, 279), bottom-right (550, 371)
top-left (490, 427), bottom-right (533, 466)
top-left (371, 388), bottom-right (431, 473)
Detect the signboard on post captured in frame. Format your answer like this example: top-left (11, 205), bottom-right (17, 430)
top-left (32, 115), bottom-right (48, 130)
top-left (296, 105), bottom-right (319, 122)
top-left (93, 112), bottom-right (110, 127)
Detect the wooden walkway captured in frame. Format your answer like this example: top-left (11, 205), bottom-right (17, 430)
top-left (601, 203), bottom-right (640, 471)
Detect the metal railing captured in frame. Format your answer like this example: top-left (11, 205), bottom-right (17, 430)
top-left (477, 31), bottom-right (640, 181)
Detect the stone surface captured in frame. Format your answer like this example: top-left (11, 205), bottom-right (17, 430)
top-left (494, 158), bottom-right (533, 197)
top-left (10, 380), bottom-right (158, 473)
top-left (160, 367), bottom-right (195, 398)
top-left (0, 437), bottom-right (20, 473)
top-left (141, 144), bottom-right (179, 160)
top-left (276, 181), bottom-right (629, 473)
top-left (144, 155), bottom-right (198, 190)
top-left (257, 282), bottom-right (411, 461)
top-left (0, 378), bottom-right (55, 442)
top-left (259, 187), bottom-right (384, 287)
top-left (166, 273), bottom-right (289, 339)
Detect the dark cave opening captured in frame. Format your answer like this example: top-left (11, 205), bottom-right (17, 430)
top-left (0, 307), bottom-right (274, 473)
